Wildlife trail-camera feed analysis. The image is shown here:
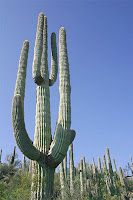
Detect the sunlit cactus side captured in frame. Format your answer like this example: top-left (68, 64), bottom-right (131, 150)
top-left (12, 13), bottom-right (75, 200)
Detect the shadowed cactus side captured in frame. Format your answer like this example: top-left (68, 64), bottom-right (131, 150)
top-left (12, 13), bottom-right (75, 200)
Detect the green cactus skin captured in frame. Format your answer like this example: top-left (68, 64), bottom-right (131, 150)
top-left (80, 159), bottom-right (84, 195)
top-left (69, 143), bottom-right (74, 195)
top-left (12, 13), bottom-right (75, 200)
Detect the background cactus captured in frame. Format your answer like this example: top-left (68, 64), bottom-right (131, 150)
top-left (12, 13), bottom-right (75, 200)
top-left (0, 149), bottom-right (2, 164)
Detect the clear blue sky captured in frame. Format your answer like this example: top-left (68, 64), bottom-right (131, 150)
top-left (0, 0), bottom-right (133, 170)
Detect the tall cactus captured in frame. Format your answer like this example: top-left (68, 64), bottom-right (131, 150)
top-left (12, 13), bottom-right (75, 200)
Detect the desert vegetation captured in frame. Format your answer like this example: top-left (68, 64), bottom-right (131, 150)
top-left (0, 147), bottom-right (132, 199)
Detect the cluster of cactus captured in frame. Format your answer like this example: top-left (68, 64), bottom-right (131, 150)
top-left (11, 12), bottom-right (75, 200)
top-left (59, 147), bottom-right (133, 200)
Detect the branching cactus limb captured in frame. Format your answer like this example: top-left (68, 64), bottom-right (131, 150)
top-left (12, 13), bottom-right (75, 200)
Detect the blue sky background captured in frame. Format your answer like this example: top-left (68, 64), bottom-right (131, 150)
top-left (0, 0), bottom-right (133, 170)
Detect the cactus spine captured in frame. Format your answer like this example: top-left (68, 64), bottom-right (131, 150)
top-left (12, 13), bottom-right (75, 200)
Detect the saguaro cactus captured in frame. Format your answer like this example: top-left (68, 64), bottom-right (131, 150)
top-left (80, 159), bottom-right (84, 195)
top-left (10, 146), bottom-right (16, 165)
top-left (69, 143), bottom-right (74, 195)
top-left (12, 13), bottom-right (75, 200)
top-left (0, 149), bottom-right (2, 164)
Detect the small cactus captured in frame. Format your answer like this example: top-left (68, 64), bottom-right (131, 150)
top-left (69, 143), bottom-right (74, 195)
top-left (0, 149), bottom-right (2, 164)
top-left (10, 146), bottom-right (16, 165)
top-left (80, 159), bottom-right (84, 195)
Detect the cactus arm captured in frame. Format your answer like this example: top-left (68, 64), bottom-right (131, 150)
top-left (32, 13), bottom-right (44, 85)
top-left (12, 94), bottom-right (41, 161)
top-left (14, 40), bottom-right (29, 99)
top-left (12, 40), bottom-right (42, 161)
top-left (47, 28), bottom-right (75, 167)
top-left (40, 16), bottom-right (48, 81)
top-left (49, 33), bottom-right (58, 86)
